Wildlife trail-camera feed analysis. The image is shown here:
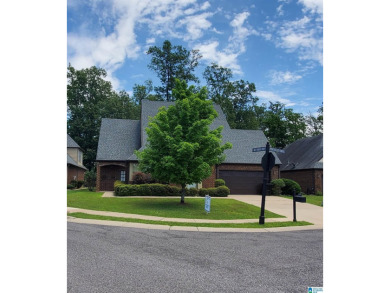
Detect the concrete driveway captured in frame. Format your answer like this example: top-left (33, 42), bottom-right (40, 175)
top-left (229, 194), bottom-right (323, 229)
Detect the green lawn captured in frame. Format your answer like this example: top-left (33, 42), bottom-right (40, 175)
top-left (281, 195), bottom-right (323, 206)
top-left (69, 212), bottom-right (311, 228)
top-left (67, 189), bottom-right (284, 220)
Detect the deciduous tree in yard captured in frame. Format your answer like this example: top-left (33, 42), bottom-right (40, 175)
top-left (136, 79), bottom-right (232, 204)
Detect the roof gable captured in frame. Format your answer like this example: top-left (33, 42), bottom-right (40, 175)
top-left (97, 100), bottom-right (281, 165)
top-left (278, 134), bottom-right (323, 170)
top-left (96, 118), bottom-right (141, 161)
top-left (67, 134), bottom-right (81, 148)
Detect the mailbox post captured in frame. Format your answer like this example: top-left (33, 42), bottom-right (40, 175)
top-left (293, 190), bottom-right (306, 222)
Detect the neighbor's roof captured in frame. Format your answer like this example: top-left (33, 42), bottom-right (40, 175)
top-left (278, 134), bottom-right (323, 171)
top-left (98, 100), bottom-right (281, 165)
top-left (67, 134), bottom-right (81, 148)
top-left (96, 118), bottom-right (141, 161)
top-left (67, 154), bottom-right (87, 170)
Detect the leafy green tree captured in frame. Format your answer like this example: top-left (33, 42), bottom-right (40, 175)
top-left (260, 102), bottom-right (306, 148)
top-left (132, 80), bottom-right (158, 104)
top-left (136, 79), bottom-right (232, 204)
top-left (84, 170), bottom-right (97, 191)
top-left (99, 90), bottom-right (140, 120)
top-left (203, 63), bottom-right (258, 129)
top-left (147, 40), bottom-right (202, 101)
top-left (67, 64), bottom-right (138, 169)
top-left (305, 103), bottom-right (323, 136)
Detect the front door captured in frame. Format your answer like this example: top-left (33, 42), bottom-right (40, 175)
top-left (100, 165), bottom-right (126, 191)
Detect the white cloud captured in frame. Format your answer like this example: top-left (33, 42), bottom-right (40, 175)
top-left (177, 12), bottom-right (213, 41)
top-left (276, 5), bottom-right (284, 16)
top-left (194, 41), bottom-right (242, 74)
top-left (255, 90), bottom-right (295, 106)
top-left (146, 38), bottom-right (155, 44)
top-left (262, 15), bottom-right (322, 65)
top-left (298, 0), bottom-right (323, 15)
top-left (228, 12), bottom-right (258, 54)
top-left (270, 70), bottom-right (302, 85)
top-left (67, 0), bottom-right (214, 90)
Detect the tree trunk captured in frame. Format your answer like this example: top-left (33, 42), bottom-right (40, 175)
top-left (180, 185), bottom-right (185, 204)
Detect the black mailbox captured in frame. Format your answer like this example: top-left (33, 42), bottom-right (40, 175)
top-left (294, 195), bottom-right (306, 203)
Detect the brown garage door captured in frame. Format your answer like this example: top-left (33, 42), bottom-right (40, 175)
top-left (100, 165), bottom-right (126, 191)
top-left (219, 170), bottom-right (263, 195)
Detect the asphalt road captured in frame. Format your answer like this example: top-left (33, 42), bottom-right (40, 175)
top-left (68, 223), bottom-right (323, 293)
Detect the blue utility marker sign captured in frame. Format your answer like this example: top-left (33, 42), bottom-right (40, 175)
top-left (269, 147), bottom-right (285, 153)
top-left (205, 195), bottom-right (211, 213)
top-left (252, 147), bottom-right (266, 152)
top-left (252, 147), bottom-right (285, 153)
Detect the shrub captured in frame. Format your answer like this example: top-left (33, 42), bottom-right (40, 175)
top-left (315, 190), bottom-right (323, 196)
top-left (198, 186), bottom-right (229, 197)
top-left (281, 178), bottom-right (301, 195)
top-left (215, 186), bottom-right (230, 197)
top-left (186, 187), bottom-right (199, 197)
top-left (115, 183), bottom-right (181, 197)
top-left (271, 179), bottom-right (285, 195)
top-left (132, 172), bottom-right (148, 184)
top-left (214, 179), bottom-right (226, 187)
top-left (138, 184), bottom-right (152, 196)
top-left (84, 170), bottom-right (96, 191)
top-left (198, 188), bottom-right (208, 197)
top-left (71, 180), bottom-right (84, 189)
top-left (67, 184), bottom-right (75, 189)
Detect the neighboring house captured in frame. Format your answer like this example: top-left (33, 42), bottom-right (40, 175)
top-left (96, 100), bottom-right (282, 194)
top-left (67, 134), bottom-right (87, 184)
top-left (278, 134), bottom-right (323, 194)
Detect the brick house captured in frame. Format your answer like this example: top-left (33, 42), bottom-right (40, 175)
top-left (95, 100), bottom-right (281, 194)
top-left (67, 134), bottom-right (87, 184)
top-left (278, 134), bottom-right (323, 194)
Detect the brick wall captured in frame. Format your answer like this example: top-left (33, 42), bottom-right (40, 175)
top-left (281, 169), bottom-right (323, 194)
top-left (67, 165), bottom-right (85, 184)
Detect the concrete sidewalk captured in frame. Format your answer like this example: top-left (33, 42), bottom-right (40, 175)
top-left (67, 193), bottom-right (323, 232)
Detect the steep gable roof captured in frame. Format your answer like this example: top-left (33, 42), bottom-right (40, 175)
top-left (67, 134), bottom-right (81, 148)
top-left (97, 100), bottom-right (281, 165)
top-left (96, 118), bottom-right (141, 161)
top-left (278, 134), bottom-right (323, 171)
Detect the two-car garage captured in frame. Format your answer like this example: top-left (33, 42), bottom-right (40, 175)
top-left (218, 170), bottom-right (264, 195)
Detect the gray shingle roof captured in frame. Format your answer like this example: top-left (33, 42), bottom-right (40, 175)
top-left (222, 129), bottom-right (282, 164)
top-left (67, 134), bottom-right (81, 148)
top-left (96, 118), bottom-right (141, 161)
top-left (97, 100), bottom-right (280, 165)
top-left (278, 134), bottom-right (323, 171)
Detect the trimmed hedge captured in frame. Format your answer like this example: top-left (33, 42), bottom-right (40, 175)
top-left (114, 183), bottom-right (229, 197)
top-left (281, 178), bottom-right (301, 195)
top-left (115, 183), bottom-right (182, 197)
top-left (67, 184), bottom-right (75, 190)
top-left (214, 179), bottom-right (226, 187)
top-left (199, 186), bottom-right (230, 197)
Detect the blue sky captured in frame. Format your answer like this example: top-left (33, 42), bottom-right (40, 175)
top-left (67, 0), bottom-right (323, 115)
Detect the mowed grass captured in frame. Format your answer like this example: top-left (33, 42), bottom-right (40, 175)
top-left (69, 212), bottom-right (311, 228)
top-left (67, 189), bottom-right (284, 220)
top-left (281, 195), bottom-right (323, 206)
